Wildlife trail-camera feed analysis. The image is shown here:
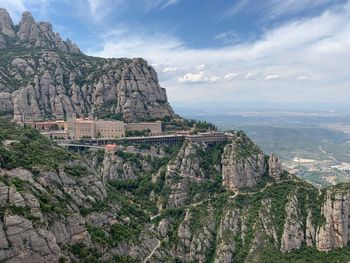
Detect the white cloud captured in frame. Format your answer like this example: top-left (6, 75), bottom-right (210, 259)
top-left (178, 72), bottom-right (220, 84)
top-left (214, 30), bottom-right (240, 44)
top-left (144, 0), bottom-right (181, 12)
top-left (84, 0), bottom-right (125, 23)
top-left (89, 1), bottom-right (350, 103)
top-left (161, 0), bottom-right (180, 9)
top-left (163, 67), bottom-right (177, 72)
top-left (223, 0), bottom-right (252, 18)
top-left (196, 64), bottom-right (207, 70)
top-left (265, 74), bottom-right (281, 80)
top-left (224, 0), bottom-right (337, 22)
top-left (0, 0), bottom-right (48, 21)
top-left (263, 0), bottom-right (337, 20)
top-left (224, 73), bottom-right (239, 80)
top-left (244, 72), bottom-right (259, 79)
top-left (298, 76), bottom-right (308, 80)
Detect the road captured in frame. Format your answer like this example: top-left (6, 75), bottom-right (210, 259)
top-left (143, 240), bottom-right (161, 263)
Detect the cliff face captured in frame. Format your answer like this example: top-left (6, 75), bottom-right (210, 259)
top-left (2, 121), bottom-right (350, 262)
top-left (221, 131), bottom-right (268, 191)
top-left (0, 9), bottom-right (174, 121)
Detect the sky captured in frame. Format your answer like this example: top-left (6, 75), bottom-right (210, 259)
top-left (1, 0), bottom-right (350, 106)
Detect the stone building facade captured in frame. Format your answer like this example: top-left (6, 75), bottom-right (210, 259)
top-left (25, 118), bottom-right (163, 139)
top-left (125, 121), bottom-right (162, 135)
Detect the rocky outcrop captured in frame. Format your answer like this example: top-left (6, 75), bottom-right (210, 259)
top-left (0, 8), bottom-right (15, 37)
top-left (214, 208), bottom-right (244, 263)
top-left (0, 33), bottom-right (6, 49)
top-left (0, 9), bottom-right (175, 122)
top-left (100, 150), bottom-right (152, 181)
top-left (1, 214), bottom-right (61, 263)
top-left (165, 142), bottom-right (219, 208)
top-left (306, 209), bottom-right (316, 247)
top-left (221, 132), bottom-right (267, 191)
top-left (268, 153), bottom-right (283, 181)
top-left (280, 194), bottom-right (304, 252)
top-left (316, 190), bottom-right (350, 251)
top-left (15, 11), bottom-right (79, 53)
top-left (175, 208), bottom-right (216, 262)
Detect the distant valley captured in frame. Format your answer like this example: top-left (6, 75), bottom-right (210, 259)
top-left (176, 105), bottom-right (350, 187)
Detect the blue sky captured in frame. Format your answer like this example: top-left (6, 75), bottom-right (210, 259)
top-left (1, 0), bottom-right (350, 106)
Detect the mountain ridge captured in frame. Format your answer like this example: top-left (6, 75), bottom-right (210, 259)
top-left (1, 119), bottom-right (350, 262)
top-left (1, 7), bottom-right (350, 263)
top-left (0, 9), bottom-right (174, 122)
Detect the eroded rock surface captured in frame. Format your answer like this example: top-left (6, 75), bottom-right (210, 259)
top-left (0, 10), bottom-right (174, 121)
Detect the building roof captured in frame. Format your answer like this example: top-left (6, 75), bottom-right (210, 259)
top-left (105, 143), bottom-right (118, 150)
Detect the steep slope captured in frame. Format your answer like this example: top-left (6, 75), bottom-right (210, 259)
top-left (2, 120), bottom-right (350, 262)
top-left (0, 9), bottom-right (174, 121)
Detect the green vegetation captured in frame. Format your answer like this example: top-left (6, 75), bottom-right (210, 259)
top-left (0, 174), bottom-right (69, 218)
top-left (0, 119), bottom-right (73, 171)
top-left (197, 142), bottom-right (226, 179)
top-left (69, 243), bottom-right (103, 262)
top-left (64, 164), bottom-right (88, 177)
top-left (258, 244), bottom-right (350, 263)
top-left (7, 205), bottom-right (40, 221)
top-left (125, 129), bottom-right (151, 137)
top-left (94, 101), bottom-right (123, 121)
top-left (137, 116), bottom-right (217, 132)
top-left (233, 130), bottom-right (262, 159)
top-left (158, 208), bottom-right (186, 244)
top-left (231, 179), bottom-right (324, 262)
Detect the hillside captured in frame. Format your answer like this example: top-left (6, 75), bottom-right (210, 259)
top-left (0, 9), bottom-right (174, 122)
top-left (1, 119), bottom-right (350, 262)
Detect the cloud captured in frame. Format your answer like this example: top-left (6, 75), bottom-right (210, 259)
top-left (163, 67), bottom-right (177, 72)
top-left (214, 30), bottom-right (240, 44)
top-left (196, 64), bottom-right (207, 70)
top-left (0, 0), bottom-right (50, 21)
top-left (161, 0), bottom-right (180, 9)
top-left (298, 76), bottom-right (308, 80)
top-left (224, 73), bottom-right (239, 80)
top-left (89, 1), bottom-right (350, 103)
top-left (244, 72), bottom-right (259, 79)
top-left (224, 0), bottom-right (338, 22)
top-left (83, 0), bottom-right (126, 23)
top-left (178, 72), bottom-right (220, 84)
top-left (262, 0), bottom-right (338, 20)
top-left (265, 74), bottom-right (281, 80)
top-left (224, 0), bottom-right (253, 18)
top-left (143, 0), bottom-right (181, 12)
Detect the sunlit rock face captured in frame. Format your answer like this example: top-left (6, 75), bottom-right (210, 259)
top-left (0, 10), bottom-right (174, 122)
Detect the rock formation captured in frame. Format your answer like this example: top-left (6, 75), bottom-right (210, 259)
top-left (268, 153), bottom-right (283, 181)
top-left (221, 131), bottom-right (267, 191)
top-left (280, 194), bottom-right (304, 252)
top-left (0, 9), bottom-right (174, 121)
top-left (316, 190), bottom-right (350, 251)
top-left (0, 8), bottom-right (15, 37)
top-left (1, 120), bottom-right (350, 262)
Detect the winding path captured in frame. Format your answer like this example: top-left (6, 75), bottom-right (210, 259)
top-left (143, 240), bottom-right (161, 263)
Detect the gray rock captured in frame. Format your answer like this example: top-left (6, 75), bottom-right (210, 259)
top-left (3, 214), bottom-right (61, 263)
top-left (0, 33), bottom-right (6, 48)
top-left (222, 132), bottom-right (267, 191)
top-left (316, 190), bottom-right (350, 251)
top-left (0, 9), bottom-right (174, 121)
top-left (268, 153), bottom-right (283, 181)
top-left (0, 8), bottom-right (15, 37)
top-left (280, 195), bottom-right (304, 252)
top-left (306, 209), bottom-right (316, 247)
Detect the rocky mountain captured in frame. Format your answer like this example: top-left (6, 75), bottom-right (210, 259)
top-left (0, 9), bottom-right (174, 121)
top-left (2, 120), bottom-right (350, 262)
